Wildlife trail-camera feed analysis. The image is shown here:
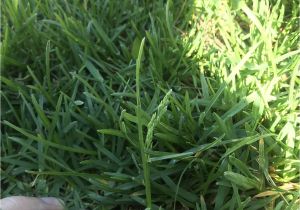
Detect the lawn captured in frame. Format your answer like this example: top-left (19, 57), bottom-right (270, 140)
top-left (1, 0), bottom-right (299, 209)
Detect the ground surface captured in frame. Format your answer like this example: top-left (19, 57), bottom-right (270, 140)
top-left (1, 0), bottom-right (299, 209)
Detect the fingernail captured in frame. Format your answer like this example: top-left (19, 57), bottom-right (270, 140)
top-left (40, 197), bottom-right (64, 207)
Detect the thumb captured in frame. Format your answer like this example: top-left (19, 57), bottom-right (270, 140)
top-left (0, 196), bottom-right (64, 210)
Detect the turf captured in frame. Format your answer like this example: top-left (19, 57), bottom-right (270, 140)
top-left (1, 0), bottom-right (299, 209)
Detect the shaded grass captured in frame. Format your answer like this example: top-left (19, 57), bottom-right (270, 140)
top-left (1, 0), bottom-right (299, 209)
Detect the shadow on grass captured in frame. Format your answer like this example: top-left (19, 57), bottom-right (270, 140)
top-left (1, 0), bottom-right (299, 209)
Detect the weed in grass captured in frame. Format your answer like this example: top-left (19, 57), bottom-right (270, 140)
top-left (1, 0), bottom-right (299, 209)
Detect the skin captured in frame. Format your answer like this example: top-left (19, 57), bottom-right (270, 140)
top-left (0, 196), bottom-right (64, 210)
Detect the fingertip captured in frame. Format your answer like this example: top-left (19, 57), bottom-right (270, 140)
top-left (0, 196), bottom-right (65, 210)
top-left (40, 197), bottom-right (65, 209)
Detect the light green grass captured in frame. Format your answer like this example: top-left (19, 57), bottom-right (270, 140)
top-left (1, 0), bottom-right (299, 209)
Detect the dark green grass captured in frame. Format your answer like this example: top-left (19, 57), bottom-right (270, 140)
top-left (1, 0), bottom-right (299, 209)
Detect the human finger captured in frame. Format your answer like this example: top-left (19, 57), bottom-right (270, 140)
top-left (0, 196), bottom-right (64, 210)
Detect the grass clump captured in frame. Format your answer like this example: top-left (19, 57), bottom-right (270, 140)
top-left (1, 0), bottom-right (299, 209)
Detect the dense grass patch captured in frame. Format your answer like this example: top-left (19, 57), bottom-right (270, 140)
top-left (1, 0), bottom-right (299, 209)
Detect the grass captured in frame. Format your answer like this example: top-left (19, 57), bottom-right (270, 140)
top-left (1, 0), bottom-right (299, 209)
